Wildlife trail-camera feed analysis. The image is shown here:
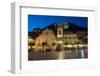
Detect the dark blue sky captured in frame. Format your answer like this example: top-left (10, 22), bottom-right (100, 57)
top-left (28, 15), bottom-right (88, 32)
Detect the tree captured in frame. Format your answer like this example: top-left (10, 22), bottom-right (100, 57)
top-left (64, 41), bottom-right (68, 45)
top-left (75, 40), bottom-right (79, 45)
top-left (51, 43), bottom-right (56, 51)
top-left (56, 43), bottom-right (62, 51)
top-left (82, 36), bottom-right (88, 44)
top-left (63, 41), bottom-right (68, 50)
top-left (52, 43), bottom-right (56, 47)
top-left (28, 42), bottom-right (35, 52)
top-left (78, 36), bottom-right (88, 44)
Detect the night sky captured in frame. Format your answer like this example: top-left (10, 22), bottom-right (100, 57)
top-left (28, 15), bottom-right (88, 32)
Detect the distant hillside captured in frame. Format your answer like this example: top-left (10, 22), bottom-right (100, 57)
top-left (44, 22), bottom-right (87, 34)
top-left (29, 22), bottom-right (87, 38)
top-left (64, 23), bottom-right (87, 31)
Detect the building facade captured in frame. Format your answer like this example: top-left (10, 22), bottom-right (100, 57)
top-left (35, 28), bottom-right (57, 51)
top-left (28, 23), bottom-right (87, 51)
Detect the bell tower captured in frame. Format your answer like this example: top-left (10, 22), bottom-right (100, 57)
top-left (57, 24), bottom-right (63, 44)
top-left (57, 26), bottom-right (63, 38)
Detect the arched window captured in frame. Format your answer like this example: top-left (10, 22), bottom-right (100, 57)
top-left (59, 30), bottom-right (61, 35)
